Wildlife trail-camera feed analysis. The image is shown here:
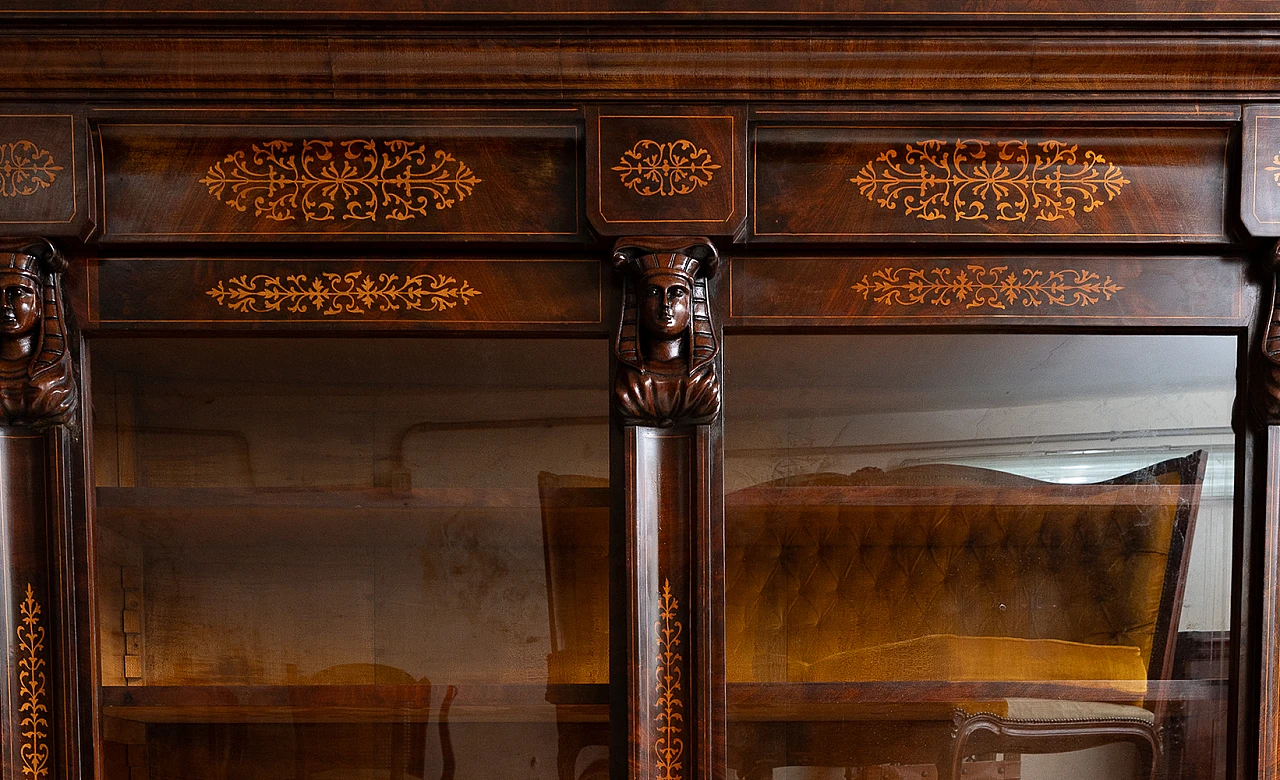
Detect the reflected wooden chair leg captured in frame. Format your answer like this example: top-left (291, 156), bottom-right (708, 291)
top-left (438, 685), bottom-right (457, 780)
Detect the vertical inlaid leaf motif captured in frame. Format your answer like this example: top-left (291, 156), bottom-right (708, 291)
top-left (17, 584), bottom-right (48, 780)
top-left (655, 578), bottom-right (684, 780)
top-left (200, 139), bottom-right (481, 222)
top-left (850, 139), bottom-right (1129, 223)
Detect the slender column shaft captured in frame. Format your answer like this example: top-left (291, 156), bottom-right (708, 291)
top-left (0, 430), bottom-right (54, 780)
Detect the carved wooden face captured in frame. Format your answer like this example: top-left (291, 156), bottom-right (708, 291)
top-left (640, 272), bottom-right (691, 340)
top-left (0, 272), bottom-right (40, 338)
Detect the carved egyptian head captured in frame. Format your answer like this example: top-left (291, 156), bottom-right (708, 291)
top-left (0, 239), bottom-right (75, 427)
top-left (613, 238), bottom-right (719, 375)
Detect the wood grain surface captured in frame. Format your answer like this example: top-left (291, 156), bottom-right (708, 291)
top-left (727, 255), bottom-right (1245, 327)
top-left (88, 257), bottom-right (605, 331)
top-left (95, 119), bottom-right (584, 242)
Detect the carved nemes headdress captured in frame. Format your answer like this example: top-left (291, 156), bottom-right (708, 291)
top-left (0, 238), bottom-right (75, 426)
top-left (612, 239), bottom-right (719, 374)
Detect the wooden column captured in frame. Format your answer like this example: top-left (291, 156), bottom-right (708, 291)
top-left (0, 431), bottom-right (55, 780)
top-left (0, 238), bottom-right (76, 780)
top-left (610, 238), bottom-right (725, 780)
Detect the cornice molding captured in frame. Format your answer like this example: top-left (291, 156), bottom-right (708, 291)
top-left (7, 32), bottom-right (1280, 100)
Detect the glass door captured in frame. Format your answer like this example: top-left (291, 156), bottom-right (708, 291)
top-left (91, 337), bottom-right (611, 780)
top-left (723, 333), bottom-right (1236, 780)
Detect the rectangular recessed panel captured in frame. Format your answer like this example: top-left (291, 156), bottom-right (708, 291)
top-left (90, 258), bottom-right (603, 330)
top-left (752, 126), bottom-right (1230, 242)
top-left (728, 256), bottom-right (1244, 326)
top-left (96, 121), bottom-right (583, 241)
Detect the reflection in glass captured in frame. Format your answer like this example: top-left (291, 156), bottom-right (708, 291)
top-left (724, 334), bottom-right (1234, 780)
top-left (92, 338), bottom-right (610, 780)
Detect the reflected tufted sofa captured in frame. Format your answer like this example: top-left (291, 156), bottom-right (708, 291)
top-left (540, 451), bottom-right (1206, 780)
top-left (723, 456), bottom-right (1204, 696)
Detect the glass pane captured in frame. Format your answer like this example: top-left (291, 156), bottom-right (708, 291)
top-left (724, 334), bottom-right (1234, 780)
top-left (92, 338), bottom-right (611, 780)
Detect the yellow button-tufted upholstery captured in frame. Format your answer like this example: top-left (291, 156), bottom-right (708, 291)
top-left (724, 456), bottom-right (1202, 688)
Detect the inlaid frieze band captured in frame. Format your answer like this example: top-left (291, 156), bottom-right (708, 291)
top-left (0, 142), bottom-right (62, 198)
top-left (206, 272), bottom-right (481, 316)
top-left (851, 265), bottom-right (1124, 310)
top-left (612, 140), bottom-right (720, 197)
top-left (850, 139), bottom-right (1129, 223)
top-left (200, 139), bottom-right (481, 222)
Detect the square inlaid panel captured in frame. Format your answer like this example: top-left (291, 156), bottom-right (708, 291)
top-left (588, 106), bottom-right (745, 235)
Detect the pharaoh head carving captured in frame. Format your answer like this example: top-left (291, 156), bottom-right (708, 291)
top-left (612, 238), bottom-right (720, 427)
top-left (0, 239), bottom-right (75, 427)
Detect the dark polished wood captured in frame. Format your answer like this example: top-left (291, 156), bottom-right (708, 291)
top-left (727, 254), bottom-right (1247, 328)
top-left (612, 238), bottom-right (720, 428)
top-left (11, 34), bottom-right (1280, 102)
top-left (94, 116), bottom-right (585, 242)
top-left (5, 1), bottom-right (1280, 20)
top-left (0, 112), bottom-right (85, 237)
top-left (0, 7), bottom-right (1264, 780)
top-left (615, 426), bottom-right (723, 780)
top-left (0, 431), bottom-right (57, 780)
top-left (588, 108), bottom-right (745, 238)
top-left (87, 257), bottom-right (606, 332)
top-left (752, 124), bottom-right (1231, 243)
top-left (0, 239), bottom-right (74, 427)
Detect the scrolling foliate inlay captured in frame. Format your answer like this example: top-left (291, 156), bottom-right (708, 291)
top-left (612, 140), bottom-right (720, 197)
top-left (1263, 154), bottom-right (1280, 187)
top-left (17, 584), bottom-right (48, 780)
top-left (850, 139), bottom-right (1129, 223)
top-left (0, 142), bottom-right (62, 198)
top-left (851, 265), bottom-right (1124, 310)
top-left (200, 140), bottom-right (481, 222)
top-left (655, 579), bottom-right (684, 780)
top-left (206, 272), bottom-right (481, 316)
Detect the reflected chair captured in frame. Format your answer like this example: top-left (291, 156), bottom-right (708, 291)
top-left (539, 472), bottom-right (612, 780)
top-left (725, 452), bottom-right (1206, 780)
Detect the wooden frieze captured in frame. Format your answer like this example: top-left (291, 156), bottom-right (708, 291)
top-left (0, 114), bottom-right (85, 236)
top-left (93, 116), bottom-right (584, 242)
top-left (1239, 105), bottom-right (1280, 237)
top-left (588, 107), bottom-right (746, 236)
top-left (727, 255), bottom-right (1246, 328)
top-left (752, 125), bottom-right (1231, 242)
top-left (86, 257), bottom-right (604, 331)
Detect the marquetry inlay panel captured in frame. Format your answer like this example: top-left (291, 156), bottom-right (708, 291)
top-left (849, 139), bottom-right (1128, 223)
